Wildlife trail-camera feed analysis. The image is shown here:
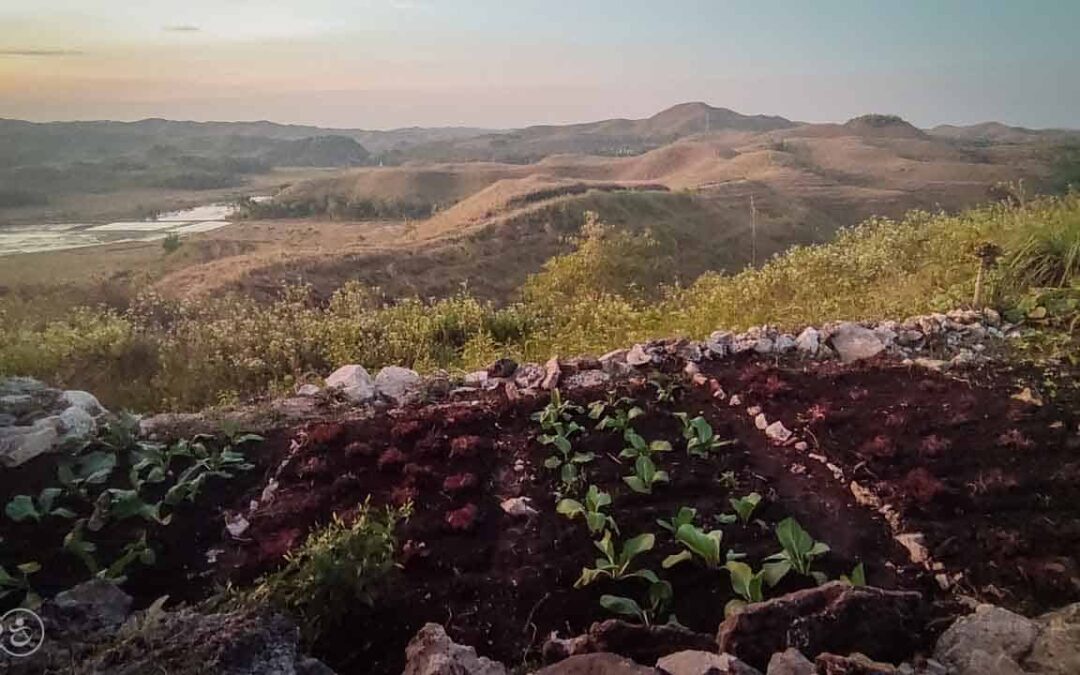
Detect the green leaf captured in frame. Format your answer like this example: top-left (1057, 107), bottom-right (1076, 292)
top-left (575, 567), bottom-right (606, 588)
top-left (107, 490), bottom-right (165, 523)
top-left (649, 440), bottom-right (673, 453)
top-left (16, 562), bottom-right (41, 575)
top-left (556, 499), bottom-right (584, 518)
top-left (595, 531), bottom-right (617, 562)
top-left (762, 560), bottom-right (791, 587)
top-left (543, 456), bottom-right (562, 469)
top-left (5, 495), bottom-right (40, 523)
top-left (599, 595), bottom-right (644, 621)
top-left (571, 451), bottom-right (595, 464)
top-left (724, 598), bottom-right (748, 619)
top-left (38, 487), bottom-right (62, 513)
top-left (675, 524), bottom-right (722, 567)
top-left (620, 533), bottom-right (655, 563)
top-left (77, 451), bottom-right (118, 485)
top-left (623, 476), bottom-right (648, 493)
top-left (51, 507), bottom-right (78, 519)
top-left (585, 512), bottom-right (608, 533)
top-left (635, 455), bottom-right (656, 483)
top-left (842, 562), bottom-right (867, 587)
top-left (662, 550), bottom-right (692, 568)
top-left (552, 435), bottom-right (572, 454)
top-left (625, 569), bottom-right (660, 584)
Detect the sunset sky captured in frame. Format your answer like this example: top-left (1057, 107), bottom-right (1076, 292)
top-left (1, 0), bottom-right (1077, 129)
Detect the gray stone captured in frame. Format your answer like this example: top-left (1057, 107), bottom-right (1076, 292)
top-left (403, 623), bottom-right (507, 675)
top-left (754, 337), bottom-right (775, 354)
top-left (296, 384), bottom-right (321, 397)
top-left (829, 323), bottom-right (886, 363)
top-left (765, 649), bottom-right (814, 675)
top-left (375, 366), bottom-right (423, 405)
top-left (463, 370), bottom-right (489, 387)
top-left (1025, 602), bottom-right (1080, 675)
top-left (794, 328), bottom-right (820, 355)
top-left (0, 394), bottom-right (35, 416)
top-left (0, 413), bottom-right (15, 426)
top-left (515, 363), bottom-right (546, 389)
top-left (62, 390), bottom-right (105, 416)
top-left (627, 344), bottom-right (652, 367)
top-left (324, 364), bottom-right (376, 402)
top-left (933, 605), bottom-right (1038, 674)
top-left (0, 419), bottom-right (60, 467)
top-left (57, 405), bottom-right (96, 445)
top-left (774, 335), bottom-right (797, 353)
top-left (657, 650), bottom-right (761, 674)
top-left (562, 370), bottom-right (612, 391)
top-left (542, 357), bottom-right (562, 390)
top-left (764, 421), bottom-right (793, 444)
top-left (706, 331), bottom-right (735, 357)
top-left (535, 653), bottom-right (655, 674)
top-left (0, 376), bottom-right (47, 396)
top-left (46, 579), bottom-right (133, 637)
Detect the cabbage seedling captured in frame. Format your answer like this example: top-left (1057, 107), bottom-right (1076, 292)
top-left (730, 493), bottom-right (762, 525)
top-left (656, 506), bottom-right (697, 534)
top-left (589, 397), bottom-right (644, 433)
top-left (532, 389), bottom-right (584, 433)
top-left (575, 531), bottom-right (657, 588)
top-left (662, 523), bottom-right (738, 569)
top-left (623, 455), bottom-right (669, 494)
top-left (762, 517), bottom-right (830, 585)
top-left (0, 562), bottom-right (42, 608)
top-left (724, 560), bottom-right (766, 617)
top-left (600, 579), bottom-right (673, 626)
top-left (674, 414), bottom-right (735, 458)
top-left (840, 562), bottom-right (866, 586)
top-left (557, 485), bottom-right (618, 535)
top-left (5, 488), bottom-right (77, 523)
top-left (619, 429), bottom-right (673, 460)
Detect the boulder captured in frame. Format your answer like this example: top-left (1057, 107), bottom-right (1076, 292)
top-left (590, 620), bottom-right (716, 666)
top-left (706, 332), bottom-right (735, 358)
top-left (534, 653), bottom-right (655, 674)
top-left (487, 358), bottom-right (518, 379)
top-left (717, 583), bottom-right (924, 670)
top-left (324, 365), bottom-right (375, 403)
top-left (296, 384), bottom-right (322, 397)
top-left (627, 344), bottom-right (652, 367)
top-left (774, 335), bottom-right (797, 353)
top-left (44, 579), bottom-right (132, 637)
top-left (829, 324), bottom-right (885, 363)
top-left (562, 371), bottom-right (612, 391)
top-left (515, 363), bottom-right (547, 389)
top-left (0, 419), bottom-right (60, 467)
top-left (61, 390), bottom-right (105, 416)
top-left (1028, 602), bottom-right (1080, 675)
top-left (795, 328), bottom-right (820, 355)
top-left (933, 605), bottom-right (1037, 675)
top-left (403, 623), bottom-right (507, 675)
top-left (656, 650), bottom-right (760, 674)
top-left (375, 366), bottom-right (423, 405)
top-left (765, 649), bottom-right (814, 675)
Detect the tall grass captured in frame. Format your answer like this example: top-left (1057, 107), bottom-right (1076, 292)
top-left (2, 193), bottom-right (1077, 412)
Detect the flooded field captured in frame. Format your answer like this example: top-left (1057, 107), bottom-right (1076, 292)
top-left (0, 200), bottom-right (266, 256)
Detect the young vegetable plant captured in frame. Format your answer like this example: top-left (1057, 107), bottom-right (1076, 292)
top-left (730, 493), bottom-right (762, 525)
top-left (540, 424), bottom-right (591, 493)
top-left (724, 561), bottom-right (766, 617)
top-left (589, 397), bottom-right (644, 433)
top-left (619, 429), bottom-right (673, 460)
top-left (649, 378), bottom-right (682, 404)
top-left (656, 506), bottom-right (697, 534)
top-left (57, 450), bottom-right (118, 496)
top-left (674, 414), bottom-right (735, 458)
top-left (623, 455), bottom-right (669, 495)
top-left (557, 485), bottom-right (619, 535)
top-left (5, 488), bottom-right (77, 523)
top-left (532, 389), bottom-right (584, 433)
top-left (0, 562), bottom-right (42, 609)
top-left (840, 562), bottom-right (866, 587)
top-left (662, 523), bottom-right (737, 570)
top-left (575, 531), bottom-right (657, 588)
top-left (762, 517), bottom-right (831, 585)
top-left (600, 579), bottom-right (674, 626)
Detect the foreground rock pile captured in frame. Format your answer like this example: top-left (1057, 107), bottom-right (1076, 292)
top-left (0, 377), bottom-right (107, 468)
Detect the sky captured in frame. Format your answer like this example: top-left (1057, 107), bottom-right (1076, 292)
top-left (0, 0), bottom-right (1077, 130)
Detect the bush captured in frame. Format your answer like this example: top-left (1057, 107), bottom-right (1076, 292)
top-left (162, 233), bottom-right (182, 254)
top-left (247, 499), bottom-right (410, 641)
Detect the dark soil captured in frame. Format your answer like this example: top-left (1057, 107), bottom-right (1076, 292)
top-left (3, 354), bottom-right (1076, 675)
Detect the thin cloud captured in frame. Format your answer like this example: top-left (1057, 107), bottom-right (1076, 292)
top-left (163, 25), bottom-right (201, 32)
top-left (390, 1), bottom-right (429, 10)
top-left (0, 49), bottom-right (84, 57)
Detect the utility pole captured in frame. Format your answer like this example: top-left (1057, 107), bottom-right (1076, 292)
top-left (750, 194), bottom-right (757, 267)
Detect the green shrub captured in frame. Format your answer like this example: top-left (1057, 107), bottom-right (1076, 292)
top-left (248, 499), bottom-right (410, 641)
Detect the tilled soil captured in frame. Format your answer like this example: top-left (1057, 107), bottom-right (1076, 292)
top-left (3, 354), bottom-right (1076, 675)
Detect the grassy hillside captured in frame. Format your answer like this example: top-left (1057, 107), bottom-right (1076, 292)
top-left (2, 192), bottom-right (1076, 411)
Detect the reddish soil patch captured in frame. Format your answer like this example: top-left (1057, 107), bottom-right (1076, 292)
top-left (709, 357), bottom-right (1080, 615)
top-left (218, 377), bottom-right (928, 674)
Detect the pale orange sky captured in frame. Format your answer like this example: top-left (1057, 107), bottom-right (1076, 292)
top-left (2, 1), bottom-right (1077, 130)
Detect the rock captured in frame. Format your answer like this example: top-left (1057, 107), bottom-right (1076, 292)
top-left (1028, 602), bottom-right (1080, 675)
top-left (815, 652), bottom-right (896, 674)
top-left (45, 579), bottom-right (133, 637)
top-left (766, 649), bottom-right (815, 675)
top-left (324, 365), bottom-right (376, 403)
top-left (656, 650), bottom-right (761, 674)
top-left (764, 421), bottom-right (793, 444)
top-left (445, 503), bottom-right (479, 531)
top-left (515, 363), bottom-right (547, 389)
top-left (600, 349), bottom-right (629, 365)
top-left (911, 358), bottom-right (948, 372)
top-left (57, 405), bottom-right (96, 444)
top-left (829, 323), bottom-right (886, 364)
top-left (534, 653), bottom-right (654, 674)
top-left (563, 371), bottom-right (612, 391)
top-left (463, 371), bottom-right (489, 387)
top-left (500, 497), bottom-right (538, 518)
top-left (226, 512), bottom-right (251, 538)
top-left (793, 441), bottom-right (809, 452)
top-left (62, 390), bottom-right (105, 416)
top-left (403, 623), bottom-right (507, 675)
top-left (543, 357), bottom-right (563, 390)
top-left (0, 376), bottom-right (47, 396)
top-left (677, 342), bottom-right (705, 362)
top-left (375, 366), bottom-right (423, 405)
top-left (627, 344), bottom-right (652, 367)
top-left (933, 605), bottom-right (1037, 675)
top-left (983, 308), bottom-right (1002, 326)
top-left (774, 335), bottom-right (797, 353)
top-left (0, 419), bottom-right (60, 467)
top-left (754, 414), bottom-right (768, 430)
top-left (295, 384), bottom-right (321, 397)
top-left (795, 328), bottom-right (820, 355)
top-left (717, 582), bottom-right (924, 670)
top-left (488, 358), bottom-right (518, 379)
top-left (754, 337), bottom-right (775, 354)
top-left (706, 331), bottom-right (735, 357)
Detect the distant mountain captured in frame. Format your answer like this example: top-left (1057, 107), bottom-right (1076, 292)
top-left (842, 114), bottom-right (927, 139)
top-left (929, 121), bottom-right (1080, 144)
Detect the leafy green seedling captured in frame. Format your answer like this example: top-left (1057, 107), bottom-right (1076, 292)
top-left (540, 423), bottom-right (591, 493)
top-left (730, 493), bottom-right (762, 525)
top-left (106, 489), bottom-right (171, 524)
top-left (532, 389), bottom-right (584, 433)
top-left (557, 485), bottom-right (619, 535)
top-left (674, 413), bottom-right (735, 458)
top-left (5, 488), bottom-right (77, 522)
top-left (724, 561), bottom-right (766, 617)
top-left (663, 523), bottom-right (736, 569)
top-left (589, 397), bottom-right (644, 433)
top-left (649, 378), bottom-right (681, 404)
top-left (840, 562), bottom-right (866, 587)
top-left (63, 519), bottom-right (100, 575)
top-left (762, 517), bottom-right (831, 586)
top-left (57, 450), bottom-right (118, 492)
top-left (99, 532), bottom-right (156, 583)
top-left (0, 562), bottom-right (42, 608)
top-left (657, 506), bottom-right (697, 534)
top-left (623, 455), bottom-right (669, 494)
top-left (575, 531), bottom-right (657, 588)
top-left (600, 580), bottom-right (674, 626)
top-left (619, 429), bottom-right (673, 460)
